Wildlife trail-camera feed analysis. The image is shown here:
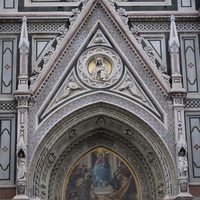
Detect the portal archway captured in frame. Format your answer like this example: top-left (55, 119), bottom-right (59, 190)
top-left (27, 104), bottom-right (177, 200)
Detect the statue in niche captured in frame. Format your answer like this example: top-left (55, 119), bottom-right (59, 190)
top-left (92, 57), bottom-right (109, 81)
top-left (178, 147), bottom-right (188, 178)
top-left (17, 149), bottom-right (26, 180)
top-left (119, 76), bottom-right (144, 100)
top-left (55, 76), bottom-right (81, 102)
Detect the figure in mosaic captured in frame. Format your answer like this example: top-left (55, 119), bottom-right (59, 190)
top-left (92, 152), bottom-right (111, 188)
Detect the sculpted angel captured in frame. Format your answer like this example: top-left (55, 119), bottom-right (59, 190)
top-left (55, 76), bottom-right (81, 102)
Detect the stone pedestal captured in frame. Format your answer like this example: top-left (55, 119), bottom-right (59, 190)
top-left (12, 195), bottom-right (30, 200)
top-left (12, 180), bottom-right (30, 200)
top-left (175, 193), bottom-right (193, 200)
top-left (164, 193), bottom-right (193, 200)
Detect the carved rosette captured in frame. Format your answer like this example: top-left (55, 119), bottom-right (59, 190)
top-left (76, 47), bottom-right (123, 88)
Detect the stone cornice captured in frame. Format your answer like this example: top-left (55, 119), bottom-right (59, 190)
top-left (127, 11), bottom-right (199, 19)
top-left (0, 11), bottom-right (198, 20)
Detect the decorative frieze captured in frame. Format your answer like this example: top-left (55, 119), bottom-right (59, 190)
top-left (130, 21), bottom-right (200, 33)
top-left (0, 23), bottom-right (66, 34)
top-left (0, 101), bottom-right (17, 110)
top-left (185, 99), bottom-right (200, 108)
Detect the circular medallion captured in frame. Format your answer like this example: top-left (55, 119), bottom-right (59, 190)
top-left (77, 47), bottom-right (123, 88)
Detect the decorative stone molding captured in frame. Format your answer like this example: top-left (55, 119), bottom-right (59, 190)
top-left (117, 7), bottom-right (129, 27)
top-left (69, 8), bottom-right (81, 27)
top-left (185, 99), bottom-right (200, 108)
top-left (0, 101), bottom-right (17, 110)
top-left (30, 119), bottom-right (171, 199)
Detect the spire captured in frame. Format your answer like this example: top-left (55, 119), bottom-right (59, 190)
top-left (168, 15), bottom-right (185, 91)
top-left (15, 16), bottom-right (30, 92)
top-left (169, 15), bottom-right (180, 53)
top-left (19, 16), bottom-right (29, 54)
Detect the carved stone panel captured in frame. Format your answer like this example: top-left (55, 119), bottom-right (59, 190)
top-left (76, 47), bottom-right (123, 88)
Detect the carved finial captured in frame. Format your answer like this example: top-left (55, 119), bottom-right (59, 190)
top-left (18, 16), bottom-right (29, 54)
top-left (169, 15), bottom-right (180, 53)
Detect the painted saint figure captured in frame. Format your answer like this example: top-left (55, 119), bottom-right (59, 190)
top-left (92, 57), bottom-right (108, 81)
top-left (92, 152), bottom-right (110, 188)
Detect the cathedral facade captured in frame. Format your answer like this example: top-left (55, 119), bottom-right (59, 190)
top-left (0, 0), bottom-right (200, 199)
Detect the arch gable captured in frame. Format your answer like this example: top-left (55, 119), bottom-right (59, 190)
top-left (27, 109), bottom-right (177, 200)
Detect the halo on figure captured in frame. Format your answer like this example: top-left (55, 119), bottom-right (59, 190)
top-left (94, 147), bottom-right (110, 158)
top-left (88, 56), bottom-right (112, 76)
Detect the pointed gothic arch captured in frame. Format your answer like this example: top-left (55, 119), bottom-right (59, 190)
top-left (27, 103), bottom-right (177, 200)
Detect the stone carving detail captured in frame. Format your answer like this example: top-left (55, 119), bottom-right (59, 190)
top-left (108, 0), bottom-right (116, 7)
top-left (56, 25), bottom-right (68, 45)
top-left (40, 184), bottom-right (47, 198)
top-left (55, 76), bottom-right (81, 103)
top-left (144, 45), bottom-right (157, 66)
top-left (147, 151), bottom-right (156, 164)
top-left (117, 8), bottom-right (128, 26)
top-left (158, 181), bottom-right (164, 197)
top-left (118, 75), bottom-right (145, 100)
top-left (178, 147), bottom-right (188, 178)
top-left (94, 30), bottom-right (105, 44)
top-left (17, 150), bottom-right (26, 180)
top-left (130, 26), bottom-right (143, 46)
top-left (27, 4), bottom-right (176, 197)
top-left (95, 117), bottom-right (107, 127)
top-left (179, 179), bottom-right (188, 193)
top-left (88, 30), bottom-right (111, 48)
top-left (131, 22), bottom-right (200, 33)
top-left (81, 0), bottom-right (90, 8)
top-left (69, 8), bottom-right (81, 27)
top-left (124, 128), bottom-right (135, 139)
top-left (158, 65), bottom-right (170, 85)
top-left (130, 25), bottom-right (170, 85)
top-left (30, 66), bottom-right (42, 84)
top-left (47, 153), bottom-right (56, 166)
top-left (43, 46), bottom-right (55, 67)
top-left (92, 57), bottom-right (109, 81)
top-left (67, 129), bottom-right (78, 141)
top-left (77, 47), bottom-right (123, 88)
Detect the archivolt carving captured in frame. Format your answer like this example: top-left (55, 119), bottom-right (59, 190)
top-left (48, 131), bottom-right (156, 200)
top-left (28, 105), bottom-right (176, 199)
top-left (28, 110), bottom-right (176, 200)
